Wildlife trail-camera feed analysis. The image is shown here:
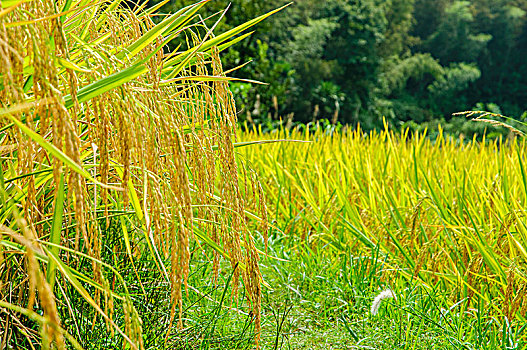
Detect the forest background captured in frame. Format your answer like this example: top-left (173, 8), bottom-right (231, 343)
top-left (151, 0), bottom-right (527, 136)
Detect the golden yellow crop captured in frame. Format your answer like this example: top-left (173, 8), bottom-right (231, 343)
top-left (241, 124), bottom-right (527, 323)
top-left (0, 0), bottom-right (285, 347)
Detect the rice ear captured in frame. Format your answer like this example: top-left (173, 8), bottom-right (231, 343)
top-left (1, 0), bottom-right (274, 347)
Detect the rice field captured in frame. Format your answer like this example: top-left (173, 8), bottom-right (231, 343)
top-left (1, 0), bottom-right (526, 348)
top-left (240, 125), bottom-right (527, 333)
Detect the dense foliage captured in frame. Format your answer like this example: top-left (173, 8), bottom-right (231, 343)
top-left (154, 0), bottom-right (527, 132)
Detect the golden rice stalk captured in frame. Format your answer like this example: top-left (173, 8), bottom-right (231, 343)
top-left (1, 0), bottom-right (273, 347)
top-left (1, 220), bottom-right (65, 350)
top-left (454, 110), bottom-right (524, 136)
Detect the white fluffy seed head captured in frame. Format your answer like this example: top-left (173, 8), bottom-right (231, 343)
top-left (371, 289), bottom-right (396, 316)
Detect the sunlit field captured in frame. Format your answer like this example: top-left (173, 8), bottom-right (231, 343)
top-left (240, 125), bottom-right (527, 349)
top-left (2, 0), bottom-right (526, 348)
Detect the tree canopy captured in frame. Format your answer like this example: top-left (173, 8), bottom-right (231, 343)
top-left (153, 0), bottom-right (527, 132)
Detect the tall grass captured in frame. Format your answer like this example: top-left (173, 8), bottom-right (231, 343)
top-left (0, 0), bottom-right (284, 348)
top-left (240, 124), bottom-right (527, 331)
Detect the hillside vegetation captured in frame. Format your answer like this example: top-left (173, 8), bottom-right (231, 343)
top-left (157, 0), bottom-right (527, 132)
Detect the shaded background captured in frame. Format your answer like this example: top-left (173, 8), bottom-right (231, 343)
top-left (151, 0), bottom-right (527, 134)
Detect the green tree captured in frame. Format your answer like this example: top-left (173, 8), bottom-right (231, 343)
top-left (423, 1), bottom-right (491, 64)
top-left (150, 0), bottom-right (527, 130)
top-left (472, 0), bottom-right (526, 110)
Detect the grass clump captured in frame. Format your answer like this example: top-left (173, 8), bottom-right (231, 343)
top-left (0, 0), bottom-right (284, 348)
